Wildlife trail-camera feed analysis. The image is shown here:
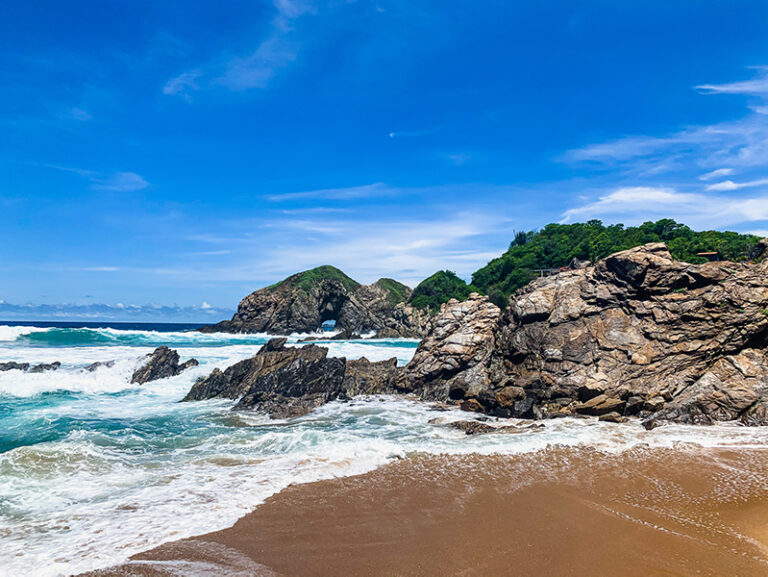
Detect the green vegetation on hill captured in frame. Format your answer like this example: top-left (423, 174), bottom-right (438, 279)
top-left (374, 278), bottom-right (411, 306)
top-left (270, 265), bottom-right (361, 293)
top-left (259, 220), bottom-right (760, 314)
top-left (472, 219), bottom-right (759, 307)
top-left (410, 270), bottom-right (474, 313)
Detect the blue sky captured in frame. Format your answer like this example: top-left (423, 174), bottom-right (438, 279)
top-left (3, 1), bottom-right (768, 321)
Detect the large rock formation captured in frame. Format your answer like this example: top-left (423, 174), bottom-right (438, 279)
top-left (131, 347), bottom-right (199, 384)
top-left (199, 266), bottom-right (430, 337)
top-left (399, 242), bottom-right (768, 427)
top-left (397, 293), bottom-right (501, 402)
top-left (183, 338), bottom-right (399, 418)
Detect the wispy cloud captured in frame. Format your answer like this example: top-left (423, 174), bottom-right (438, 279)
top-left (565, 68), bottom-right (768, 172)
top-left (91, 172), bottom-right (149, 192)
top-left (162, 70), bottom-right (202, 100)
top-left (185, 208), bottom-right (513, 287)
top-left (46, 165), bottom-right (149, 192)
top-left (561, 186), bottom-right (768, 230)
top-left (699, 168), bottom-right (733, 181)
top-left (696, 67), bottom-right (768, 95)
top-left (65, 107), bottom-right (92, 121)
top-left (216, 37), bottom-right (299, 91)
top-left (705, 178), bottom-right (768, 192)
top-left (266, 182), bottom-right (392, 201)
top-left (163, 0), bottom-right (316, 98)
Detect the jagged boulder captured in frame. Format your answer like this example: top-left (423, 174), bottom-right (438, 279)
top-left (343, 357), bottom-right (399, 396)
top-left (199, 267), bottom-right (427, 337)
top-left (397, 293), bottom-right (501, 401)
top-left (399, 242), bottom-right (768, 426)
top-left (131, 347), bottom-right (199, 384)
top-left (183, 339), bottom-right (399, 418)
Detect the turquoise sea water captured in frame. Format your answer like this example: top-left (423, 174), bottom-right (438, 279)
top-left (1, 323), bottom-right (767, 577)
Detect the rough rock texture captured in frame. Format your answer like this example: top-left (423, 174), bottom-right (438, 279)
top-left (397, 293), bottom-right (501, 402)
top-left (343, 357), bottom-right (399, 396)
top-left (400, 242), bottom-right (768, 426)
top-left (199, 267), bottom-right (428, 337)
top-left (130, 347), bottom-right (199, 384)
top-left (184, 339), bottom-right (399, 418)
top-left (0, 361), bottom-right (61, 372)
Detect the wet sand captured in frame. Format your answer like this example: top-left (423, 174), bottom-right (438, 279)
top-left (82, 446), bottom-right (768, 577)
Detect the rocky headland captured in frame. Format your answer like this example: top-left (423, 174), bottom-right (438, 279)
top-left (199, 265), bottom-right (431, 337)
top-left (183, 241), bottom-right (768, 429)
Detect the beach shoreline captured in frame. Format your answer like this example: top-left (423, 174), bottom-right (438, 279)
top-left (80, 445), bottom-right (768, 577)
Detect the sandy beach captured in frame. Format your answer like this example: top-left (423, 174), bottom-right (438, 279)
top-left (81, 445), bottom-right (768, 577)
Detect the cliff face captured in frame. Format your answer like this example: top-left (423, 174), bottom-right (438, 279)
top-left (200, 266), bottom-right (429, 337)
top-left (399, 242), bottom-right (768, 427)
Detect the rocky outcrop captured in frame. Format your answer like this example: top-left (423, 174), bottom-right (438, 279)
top-left (0, 361), bottom-right (61, 373)
top-left (200, 266), bottom-right (429, 337)
top-left (397, 293), bottom-right (501, 402)
top-left (199, 267), bottom-right (429, 338)
top-left (183, 339), bottom-right (400, 418)
top-left (131, 347), bottom-right (199, 384)
top-left (399, 242), bottom-right (768, 427)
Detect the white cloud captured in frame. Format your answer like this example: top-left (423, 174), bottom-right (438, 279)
top-left (200, 301), bottom-right (212, 309)
top-left (566, 68), bottom-right (768, 172)
top-left (91, 172), bottom-right (149, 192)
top-left (696, 68), bottom-right (768, 95)
top-left (45, 165), bottom-right (149, 192)
top-left (706, 178), bottom-right (768, 192)
top-left (164, 0), bottom-right (315, 96)
top-left (561, 186), bottom-right (768, 230)
top-left (67, 107), bottom-right (92, 121)
top-left (216, 37), bottom-right (298, 91)
top-left (185, 209), bottom-right (513, 287)
top-left (162, 70), bottom-right (203, 100)
top-left (266, 182), bottom-right (392, 201)
top-left (699, 168), bottom-right (733, 181)
top-left (448, 153), bottom-right (470, 166)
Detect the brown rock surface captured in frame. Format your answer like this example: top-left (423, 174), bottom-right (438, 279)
top-left (199, 267), bottom-right (429, 337)
top-left (400, 242), bottom-right (768, 426)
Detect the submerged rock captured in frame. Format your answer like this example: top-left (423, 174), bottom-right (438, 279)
top-left (441, 419), bottom-right (545, 435)
top-left (399, 242), bottom-right (768, 427)
top-left (28, 361), bottom-right (61, 373)
top-left (85, 360), bottom-right (116, 372)
top-left (0, 361), bottom-right (61, 373)
top-left (131, 347), bottom-right (199, 384)
top-left (0, 362), bottom-right (30, 372)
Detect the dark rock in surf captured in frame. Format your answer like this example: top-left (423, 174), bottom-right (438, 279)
top-left (131, 347), bottom-right (199, 384)
top-left (183, 339), bottom-right (401, 419)
top-left (0, 362), bottom-right (31, 372)
top-left (0, 361), bottom-right (61, 373)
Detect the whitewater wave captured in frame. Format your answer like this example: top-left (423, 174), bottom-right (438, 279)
top-left (0, 325), bottom-right (50, 342)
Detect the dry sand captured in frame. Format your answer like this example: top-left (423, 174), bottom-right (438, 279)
top-left (82, 446), bottom-right (768, 577)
